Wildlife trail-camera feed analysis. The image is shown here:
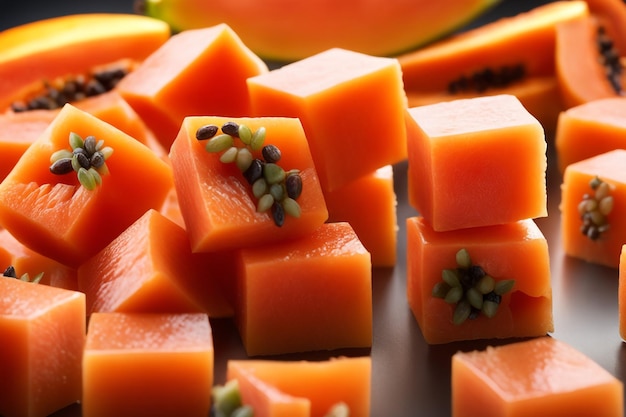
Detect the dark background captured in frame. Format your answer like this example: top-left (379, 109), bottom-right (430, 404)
top-left (6, 2), bottom-right (622, 417)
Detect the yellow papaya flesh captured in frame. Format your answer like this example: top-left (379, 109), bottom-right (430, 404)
top-left (139, 0), bottom-right (501, 61)
top-left (0, 14), bottom-right (171, 111)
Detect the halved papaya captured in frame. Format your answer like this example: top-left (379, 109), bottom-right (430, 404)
top-left (555, 12), bottom-right (626, 108)
top-left (139, 0), bottom-right (501, 61)
top-left (0, 13), bottom-right (171, 111)
top-left (397, 1), bottom-right (590, 131)
top-left (0, 104), bottom-right (173, 267)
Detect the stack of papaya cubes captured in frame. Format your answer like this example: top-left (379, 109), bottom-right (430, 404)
top-left (404, 94), bottom-right (554, 344)
top-left (0, 23), bottom-right (379, 417)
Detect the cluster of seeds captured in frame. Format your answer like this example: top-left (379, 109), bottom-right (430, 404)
top-left (196, 121), bottom-right (303, 227)
top-left (10, 64), bottom-right (130, 112)
top-left (579, 175), bottom-right (614, 240)
top-left (447, 64), bottom-right (525, 94)
top-left (211, 379), bottom-right (253, 417)
top-left (432, 248), bottom-right (515, 325)
top-left (596, 26), bottom-right (624, 95)
top-left (2, 265), bottom-right (44, 283)
top-left (49, 132), bottom-right (114, 190)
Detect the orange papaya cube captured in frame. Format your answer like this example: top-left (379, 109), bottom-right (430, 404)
top-left (406, 94), bottom-right (547, 231)
top-left (406, 216), bottom-right (553, 344)
top-left (452, 337), bottom-right (624, 417)
top-left (227, 356), bottom-right (371, 417)
top-left (169, 115), bottom-right (328, 253)
top-left (325, 165), bottom-right (398, 267)
top-left (555, 97), bottom-right (626, 172)
top-left (117, 24), bottom-right (268, 149)
top-left (0, 277), bottom-right (85, 417)
top-left (0, 91), bottom-right (152, 182)
top-left (224, 367), bottom-right (310, 417)
top-left (78, 209), bottom-right (232, 317)
top-left (0, 228), bottom-right (77, 290)
top-left (0, 103), bottom-right (174, 267)
top-left (235, 222), bottom-right (372, 356)
top-left (247, 47), bottom-right (408, 192)
top-left (82, 312), bottom-right (214, 417)
top-left (620, 245), bottom-right (626, 340)
top-left (561, 149), bottom-right (626, 268)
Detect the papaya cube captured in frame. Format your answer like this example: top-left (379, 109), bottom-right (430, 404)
top-left (82, 312), bottom-right (214, 417)
top-left (247, 47), bottom-right (408, 192)
top-left (0, 103), bottom-right (174, 267)
top-left (227, 356), bottom-right (371, 417)
top-left (406, 216), bottom-right (553, 344)
top-left (78, 209), bottom-right (232, 317)
top-left (235, 222), bottom-right (372, 356)
top-left (452, 337), bottom-right (624, 417)
top-left (117, 24), bottom-right (268, 148)
top-left (169, 116), bottom-right (328, 253)
top-left (560, 149), bottom-right (626, 268)
top-left (556, 97), bottom-right (626, 172)
top-left (0, 278), bottom-right (85, 417)
top-left (325, 165), bottom-right (398, 267)
top-left (406, 94), bottom-right (547, 231)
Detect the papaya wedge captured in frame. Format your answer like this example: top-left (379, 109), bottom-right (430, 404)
top-left (397, 1), bottom-right (590, 132)
top-left (138, 0), bottom-right (501, 61)
top-left (0, 13), bottom-right (171, 111)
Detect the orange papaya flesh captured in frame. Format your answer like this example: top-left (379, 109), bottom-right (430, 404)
top-left (225, 367), bottom-right (311, 417)
top-left (169, 115), bottom-right (328, 253)
top-left (0, 14), bottom-right (171, 111)
top-left (452, 337), bottom-right (624, 417)
top-left (405, 94), bottom-right (547, 232)
top-left (325, 165), bottom-right (398, 267)
top-left (82, 312), bottom-right (214, 417)
top-left (398, 1), bottom-right (589, 131)
top-left (555, 14), bottom-right (626, 109)
top-left (0, 103), bottom-right (173, 267)
top-left (78, 209), bottom-right (232, 317)
top-left (117, 24), bottom-right (269, 150)
top-left (555, 97), bottom-right (626, 172)
top-left (407, 216), bottom-right (553, 345)
top-left (226, 356), bottom-right (371, 417)
top-left (583, 0), bottom-right (626, 53)
top-left (0, 228), bottom-right (78, 290)
top-left (235, 222), bottom-right (372, 356)
top-left (0, 277), bottom-right (85, 417)
top-left (248, 47), bottom-right (408, 192)
top-left (140, 0), bottom-right (501, 62)
top-left (560, 149), bottom-right (626, 268)
top-left (0, 91), bottom-right (154, 183)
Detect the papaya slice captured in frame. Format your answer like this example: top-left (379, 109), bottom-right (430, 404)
top-left (117, 24), bottom-right (269, 149)
top-left (169, 116), bottom-right (328, 253)
top-left (555, 13), bottom-right (626, 108)
top-left (397, 0), bottom-right (590, 131)
top-left (0, 104), bottom-right (173, 267)
top-left (0, 14), bottom-right (171, 111)
top-left (139, 0), bottom-right (501, 61)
